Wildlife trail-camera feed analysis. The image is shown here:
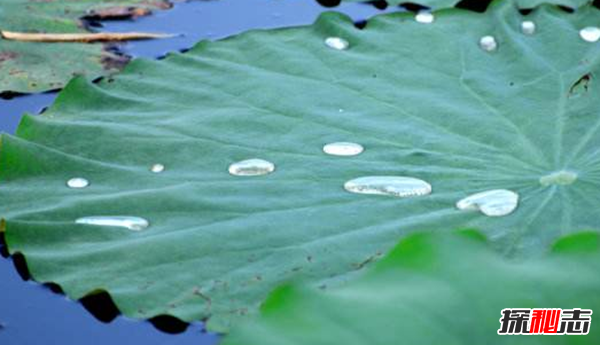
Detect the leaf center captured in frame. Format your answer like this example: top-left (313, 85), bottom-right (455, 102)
top-left (539, 170), bottom-right (578, 187)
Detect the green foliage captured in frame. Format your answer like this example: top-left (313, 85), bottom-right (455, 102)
top-left (2, 0), bottom-right (600, 332)
top-left (224, 231), bottom-right (600, 345)
top-left (0, 0), bottom-right (171, 93)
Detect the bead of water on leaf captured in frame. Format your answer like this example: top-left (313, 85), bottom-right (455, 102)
top-left (580, 27), bottom-right (600, 42)
top-left (76, 216), bottom-right (150, 231)
top-left (228, 159), bottom-right (275, 176)
top-left (323, 142), bottom-right (364, 156)
top-left (325, 37), bottom-right (349, 51)
top-left (415, 11), bottom-right (434, 24)
top-left (521, 21), bottom-right (536, 35)
top-left (150, 164), bottom-right (165, 173)
top-left (344, 176), bottom-right (432, 198)
top-left (67, 177), bottom-right (89, 189)
top-left (479, 35), bottom-right (498, 52)
top-left (456, 189), bottom-right (519, 217)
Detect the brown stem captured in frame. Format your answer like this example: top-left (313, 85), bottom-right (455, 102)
top-left (0, 31), bottom-right (174, 43)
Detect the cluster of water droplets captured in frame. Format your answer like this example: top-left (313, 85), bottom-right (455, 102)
top-left (66, 16), bottom-right (597, 231)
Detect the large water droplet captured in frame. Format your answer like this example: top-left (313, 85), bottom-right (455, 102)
top-left (325, 37), bottom-right (349, 51)
top-left (228, 159), bottom-right (275, 176)
top-left (323, 142), bottom-right (364, 157)
top-left (344, 176), bottom-right (432, 198)
top-left (415, 11), bottom-right (434, 24)
top-left (479, 35), bottom-right (498, 52)
top-left (540, 170), bottom-right (577, 186)
top-left (521, 21), bottom-right (536, 35)
top-left (150, 164), bottom-right (165, 173)
top-left (456, 189), bottom-right (519, 217)
top-left (67, 177), bottom-right (89, 189)
top-left (580, 27), bottom-right (600, 42)
top-left (75, 216), bottom-right (150, 231)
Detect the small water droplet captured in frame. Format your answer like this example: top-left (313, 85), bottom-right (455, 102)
top-left (521, 21), bottom-right (536, 35)
top-left (150, 164), bottom-right (165, 173)
top-left (456, 189), bottom-right (519, 217)
top-left (580, 27), bottom-right (600, 42)
top-left (338, 108), bottom-right (344, 113)
top-left (325, 37), bottom-right (349, 51)
top-left (323, 142), bottom-right (364, 156)
top-left (344, 176), bottom-right (432, 198)
top-left (415, 11), bottom-right (434, 24)
top-left (479, 35), bottom-right (498, 52)
top-left (228, 159), bottom-right (275, 176)
top-left (540, 170), bottom-right (577, 186)
top-left (75, 216), bottom-right (149, 231)
top-left (67, 177), bottom-right (89, 189)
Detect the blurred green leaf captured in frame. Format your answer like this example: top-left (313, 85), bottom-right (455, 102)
top-left (225, 231), bottom-right (600, 345)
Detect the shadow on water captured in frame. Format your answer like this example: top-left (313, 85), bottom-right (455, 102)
top-left (0, 0), bottom-right (402, 344)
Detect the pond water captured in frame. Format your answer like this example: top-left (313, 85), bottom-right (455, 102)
top-left (0, 0), bottom-right (401, 344)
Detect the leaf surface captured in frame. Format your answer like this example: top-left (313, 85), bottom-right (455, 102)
top-left (2, 1), bottom-right (600, 331)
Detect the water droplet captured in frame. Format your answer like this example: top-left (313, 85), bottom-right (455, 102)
top-left (456, 189), bottom-right (519, 217)
top-left (415, 11), bottom-right (434, 24)
top-left (338, 108), bottom-right (344, 113)
top-left (521, 21), bottom-right (536, 35)
top-left (580, 27), bottom-right (600, 42)
top-left (228, 159), bottom-right (275, 176)
top-left (540, 170), bottom-right (577, 186)
top-left (479, 35), bottom-right (498, 52)
top-left (325, 37), bottom-right (349, 51)
top-left (344, 176), bottom-right (432, 198)
top-left (150, 164), bottom-right (165, 173)
top-left (323, 142), bottom-right (364, 157)
top-left (67, 177), bottom-right (89, 189)
top-left (75, 216), bottom-right (149, 231)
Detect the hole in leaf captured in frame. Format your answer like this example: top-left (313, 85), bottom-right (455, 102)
top-left (569, 73), bottom-right (592, 98)
top-left (80, 291), bottom-right (120, 323)
top-left (150, 315), bottom-right (190, 334)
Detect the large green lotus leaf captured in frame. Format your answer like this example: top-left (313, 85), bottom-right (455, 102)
top-left (0, 0), bottom-right (172, 94)
top-left (224, 231), bottom-right (600, 345)
top-left (2, 0), bottom-right (600, 332)
top-left (340, 0), bottom-right (592, 10)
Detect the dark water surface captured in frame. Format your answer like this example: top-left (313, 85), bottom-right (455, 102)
top-left (0, 0), bottom-right (401, 344)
